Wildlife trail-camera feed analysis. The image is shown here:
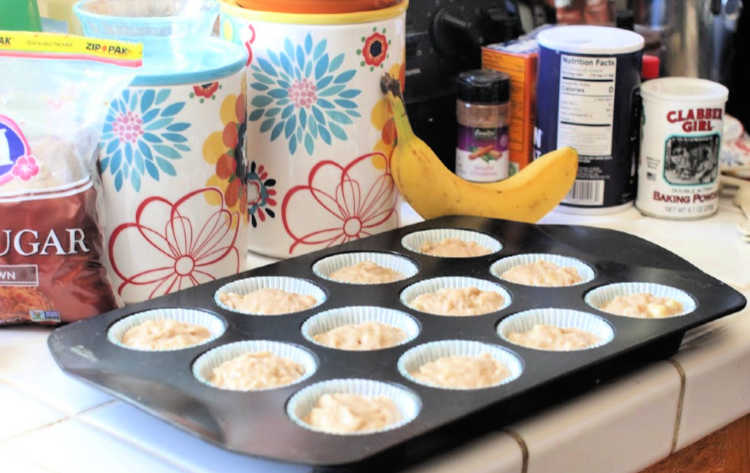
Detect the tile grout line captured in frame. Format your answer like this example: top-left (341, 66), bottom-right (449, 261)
top-left (78, 416), bottom-right (194, 473)
top-left (75, 399), bottom-right (118, 416)
top-left (0, 377), bottom-right (114, 417)
top-left (0, 399), bottom-right (118, 444)
top-left (2, 416), bottom-right (70, 444)
top-left (0, 375), bottom-right (188, 472)
top-left (503, 429), bottom-right (529, 473)
top-left (666, 358), bottom-right (687, 454)
top-left (2, 396), bottom-right (187, 473)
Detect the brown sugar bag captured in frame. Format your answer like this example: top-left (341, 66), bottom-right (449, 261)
top-left (0, 32), bottom-right (141, 324)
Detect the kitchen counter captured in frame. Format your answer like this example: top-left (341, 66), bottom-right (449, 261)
top-left (1, 194), bottom-right (748, 473)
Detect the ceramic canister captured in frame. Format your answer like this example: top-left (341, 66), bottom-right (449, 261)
top-left (96, 39), bottom-right (250, 304)
top-left (220, 0), bottom-right (407, 257)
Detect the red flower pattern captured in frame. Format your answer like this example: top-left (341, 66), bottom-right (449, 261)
top-left (361, 31), bottom-right (389, 68)
top-left (192, 82), bottom-right (220, 100)
top-left (281, 152), bottom-right (397, 254)
top-left (108, 188), bottom-right (240, 301)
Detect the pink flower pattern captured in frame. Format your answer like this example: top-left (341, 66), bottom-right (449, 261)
top-left (11, 155), bottom-right (39, 181)
top-left (281, 152), bottom-right (398, 254)
top-left (108, 187), bottom-right (240, 301)
top-left (111, 111), bottom-right (144, 144)
top-left (0, 114), bottom-right (38, 187)
top-left (288, 78), bottom-right (317, 108)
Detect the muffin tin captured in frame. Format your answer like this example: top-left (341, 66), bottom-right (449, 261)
top-left (48, 216), bottom-right (746, 468)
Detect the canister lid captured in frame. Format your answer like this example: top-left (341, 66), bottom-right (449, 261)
top-left (640, 77), bottom-right (729, 103)
top-left (457, 69), bottom-right (510, 104)
top-left (537, 25), bottom-right (644, 55)
top-left (131, 38), bottom-right (247, 86)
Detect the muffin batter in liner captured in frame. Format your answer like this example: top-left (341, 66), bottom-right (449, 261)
top-left (302, 306), bottom-right (419, 350)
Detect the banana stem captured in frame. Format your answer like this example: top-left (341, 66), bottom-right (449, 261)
top-left (385, 92), bottom-right (416, 144)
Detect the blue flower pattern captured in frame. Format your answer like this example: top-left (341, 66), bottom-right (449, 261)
top-left (100, 89), bottom-right (191, 192)
top-left (247, 34), bottom-right (362, 156)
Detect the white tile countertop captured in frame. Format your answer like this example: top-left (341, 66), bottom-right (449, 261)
top-left (1, 194), bottom-right (748, 473)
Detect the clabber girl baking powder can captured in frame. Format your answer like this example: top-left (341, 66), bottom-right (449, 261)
top-left (636, 78), bottom-right (729, 219)
top-left (535, 25), bottom-right (644, 214)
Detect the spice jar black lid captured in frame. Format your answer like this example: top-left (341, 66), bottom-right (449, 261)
top-left (457, 69), bottom-right (511, 104)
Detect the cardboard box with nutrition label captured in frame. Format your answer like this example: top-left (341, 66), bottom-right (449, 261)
top-left (482, 39), bottom-right (538, 175)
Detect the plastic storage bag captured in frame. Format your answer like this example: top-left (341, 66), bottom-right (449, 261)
top-left (0, 31), bottom-right (141, 324)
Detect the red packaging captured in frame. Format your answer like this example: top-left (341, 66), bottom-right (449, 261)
top-left (0, 175), bottom-right (116, 323)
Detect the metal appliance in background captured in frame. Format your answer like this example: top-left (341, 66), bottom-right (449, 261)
top-left (631, 0), bottom-right (742, 83)
top-left (403, 0), bottom-right (551, 168)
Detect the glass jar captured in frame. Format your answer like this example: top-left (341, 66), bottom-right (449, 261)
top-left (455, 69), bottom-right (511, 182)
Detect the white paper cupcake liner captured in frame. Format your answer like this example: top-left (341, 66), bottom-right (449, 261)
top-left (312, 252), bottom-right (419, 284)
top-left (214, 276), bottom-right (326, 315)
top-left (397, 340), bottom-right (523, 390)
top-left (192, 340), bottom-right (318, 391)
top-left (401, 229), bottom-right (502, 257)
top-left (107, 308), bottom-right (225, 351)
top-left (301, 306), bottom-right (420, 350)
top-left (490, 253), bottom-right (595, 286)
top-left (497, 308), bottom-right (614, 351)
top-left (286, 378), bottom-right (421, 435)
top-left (585, 282), bottom-right (696, 318)
top-left (400, 276), bottom-right (512, 316)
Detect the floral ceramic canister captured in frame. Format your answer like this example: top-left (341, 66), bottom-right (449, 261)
top-left (220, 0), bottom-right (407, 257)
top-left (96, 39), bottom-right (250, 304)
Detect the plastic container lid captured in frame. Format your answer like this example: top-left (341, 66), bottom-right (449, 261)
top-left (130, 38), bottom-right (247, 86)
top-left (537, 25), bottom-right (644, 55)
top-left (457, 69), bottom-right (511, 105)
top-left (640, 77), bottom-right (729, 103)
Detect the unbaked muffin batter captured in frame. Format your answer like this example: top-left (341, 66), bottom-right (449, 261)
top-left (599, 293), bottom-right (683, 318)
top-left (501, 260), bottom-right (582, 287)
top-left (328, 261), bottom-right (404, 284)
top-left (506, 324), bottom-right (601, 351)
top-left (313, 322), bottom-right (406, 350)
top-left (410, 353), bottom-right (509, 389)
top-left (419, 238), bottom-right (491, 257)
top-left (209, 351), bottom-right (305, 390)
top-left (410, 286), bottom-right (504, 316)
top-left (304, 393), bottom-right (402, 433)
top-left (218, 288), bottom-right (317, 314)
top-left (121, 319), bottom-right (211, 350)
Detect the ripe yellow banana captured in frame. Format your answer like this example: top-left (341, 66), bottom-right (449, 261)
top-left (383, 84), bottom-right (578, 223)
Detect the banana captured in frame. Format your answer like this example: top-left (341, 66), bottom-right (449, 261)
top-left (382, 76), bottom-right (578, 223)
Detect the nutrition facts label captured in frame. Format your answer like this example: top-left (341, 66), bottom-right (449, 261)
top-left (556, 54), bottom-right (616, 157)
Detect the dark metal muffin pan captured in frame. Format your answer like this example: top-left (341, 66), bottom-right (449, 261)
top-left (48, 216), bottom-right (746, 468)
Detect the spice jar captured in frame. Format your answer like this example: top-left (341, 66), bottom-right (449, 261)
top-left (455, 69), bottom-right (511, 182)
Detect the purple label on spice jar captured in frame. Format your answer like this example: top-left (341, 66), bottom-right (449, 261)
top-left (455, 125), bottom-right (509, 182)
